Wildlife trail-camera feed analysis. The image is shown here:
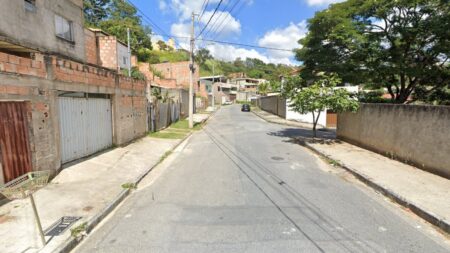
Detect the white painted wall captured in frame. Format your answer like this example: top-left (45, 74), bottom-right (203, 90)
top-left (285, 99), bottom-right (327, 127)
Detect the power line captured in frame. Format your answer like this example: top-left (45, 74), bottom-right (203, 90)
top-left (202, 0), bottom-right (233, 38)
top-left (125, 0), bottom-right (188, 51)
top-left (198, 0), bottom-right (210, 21)
top-left (151, 33), bottom-right (294, 52)
top-left (199, 39), bottom-right (294, 52)
top-left (209, 0), bottom-right (241, 39)
top-left (196, 0), bottom-right (224, 39)
top-left (212, 0), bottom-right (245, 40)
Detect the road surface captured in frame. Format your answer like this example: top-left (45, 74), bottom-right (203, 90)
top-left (74, 105), bottom-right (449, 253)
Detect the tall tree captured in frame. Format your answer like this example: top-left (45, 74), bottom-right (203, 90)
top-left (84, 0), bottom-right (152, 58)
top-left (83, 0), bottom-right (111, 26)
top-left (297, 0), bottom-right (450, 104)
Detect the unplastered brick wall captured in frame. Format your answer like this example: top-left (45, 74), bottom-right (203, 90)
top-left (98, 36), bottom-right (118, 70)
top-left (84, 29), bottom-right (98, 65)
top-left (117, 76), bottom-right (147, 144)
top-left (150, 61), bottom-right (200, 90)
top-left (0, 51), bottom-right (149, 173)
top-left (0, 52), bottom-right (46, 78)
top-left (53, 57), bottom-right (116, 87)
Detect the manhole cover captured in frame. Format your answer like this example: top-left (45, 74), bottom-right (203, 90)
top-left (271, 156), bottom-right (284, 161)
top-left (44, 216), bottom-right (81, 236)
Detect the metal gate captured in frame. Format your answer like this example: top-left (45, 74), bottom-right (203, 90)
top-left (58, 97), bottom-right (112, 163)
top-left (0, 102), bottom-right (33, 183)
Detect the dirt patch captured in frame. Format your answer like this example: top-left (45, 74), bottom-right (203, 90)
top-left (0, 214), bottom-right (15, 224)
top-left (82, 206), bottom-right (94, 212)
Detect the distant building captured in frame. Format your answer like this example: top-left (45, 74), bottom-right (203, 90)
top-left (230, 77), bottom-right (267, 93)
top-left (85, 28), bottom-right (135, 72)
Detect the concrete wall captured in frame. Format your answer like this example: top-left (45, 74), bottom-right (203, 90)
top-left (286, 99), bottom-right (327, 127)
top-left (116, 42), bottom-right (129, 70)
top-left (337, 104), bottom-right (450, 179)
top-left (0, 51), bottom-right (147, 174)
top-left (0, 0), bottom-right (85, 62)
top-left (258, 95), bottom-right (286, 118)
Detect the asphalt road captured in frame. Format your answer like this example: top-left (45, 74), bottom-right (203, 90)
top-left (74, 105), bottom-right (450, 253)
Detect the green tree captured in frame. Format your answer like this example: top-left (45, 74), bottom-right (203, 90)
top-left (84, 0), bottom-right (153, 62)
top-left (285, 74), bottom-right (359, 137)
top-left (195, 48), bottom-right (213, 67)
top-left (257, 82), bottom-right (270, 96)
top-left (83, 0), bottom-right (111, 26)
top-left (297, 0), bottom-right (450, 104)
top-left (157, 40), bottom-right (168, 51)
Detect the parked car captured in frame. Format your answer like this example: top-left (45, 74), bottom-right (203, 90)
top-left (241, 104), bottom-right (251, 112)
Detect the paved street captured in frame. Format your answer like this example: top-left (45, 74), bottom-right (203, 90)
top-left (74, 105), bottom-right (449, 253)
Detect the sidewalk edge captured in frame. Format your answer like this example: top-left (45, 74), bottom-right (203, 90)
top-left (304, 142), bottom-right (450, 235)
top-left (51, 123), bottom-right (201, 253)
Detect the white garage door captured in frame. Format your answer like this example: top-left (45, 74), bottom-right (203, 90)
top-left (58, 96), bottom-right (113, 163)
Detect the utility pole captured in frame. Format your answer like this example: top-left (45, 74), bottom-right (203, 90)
top-left (127, 28), bottom-right (131, 77)
top-left (188, 12), bottom-right (196, 128)
top-left (212, 62), bottom-right (215, 110)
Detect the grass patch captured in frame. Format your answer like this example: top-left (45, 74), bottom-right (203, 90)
top-left (71, 222), bottom-right (87, 238)
top-left (170, 119), bottom-right (203, 131)
top-left (149, 131), bottom-right (187, 139)
top-left (158, 150), bottom-right (172, 164)
top-left (121, 182), bottom-right (137, 189)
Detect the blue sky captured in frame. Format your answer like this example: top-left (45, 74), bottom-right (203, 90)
top-left (131, 0), bottom-right (342, 65)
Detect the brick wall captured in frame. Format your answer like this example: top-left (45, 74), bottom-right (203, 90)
top-left (150, 61), bottom-right (200, 90)
top-left (84, 29), bottom-right (98, 65)
top-left (98, 36), bottom-right (118, 70)
top-left (0, 52), bottom-right (46, 78)
top-left (0, 51), bottom-right (148, 174)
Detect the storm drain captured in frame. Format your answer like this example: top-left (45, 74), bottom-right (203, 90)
top-left (44, 216), bottom-right (82, 236)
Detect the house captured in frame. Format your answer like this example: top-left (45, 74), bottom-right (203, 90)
top-left (0, 0), bottom-right (147, 184)
top-left (85, 28), bottom-right (137, 72)
top-left (0, 0), bottom-right (86, 62)
top-left (213, 82), bottom-right (238, 104)
top-left (199, 75), bottom-right (227, 105)
top-left (230, 77), bottom-right (267, 93)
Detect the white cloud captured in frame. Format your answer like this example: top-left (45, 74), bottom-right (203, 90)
top-left (199, 11), bottom-right (241, 36)
top-left (206, 43), bottom-right (269, 63)
top-left (257, 21), bottom-right (307, 63)
top-left (159, 0), bottom-right (167, 11)
top-left (306, 0), bottom-right (344, 6)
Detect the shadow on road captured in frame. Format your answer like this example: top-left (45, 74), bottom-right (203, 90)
top-left (267, 127), bottom-right (341, 146)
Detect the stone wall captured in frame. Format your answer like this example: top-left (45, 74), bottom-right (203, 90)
top-left (337, 104), bottom-right (450, 178)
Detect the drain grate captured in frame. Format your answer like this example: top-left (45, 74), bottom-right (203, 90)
top-left (44, 216), bottom-right (81, 236)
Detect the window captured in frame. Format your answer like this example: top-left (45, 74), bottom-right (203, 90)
top-left (123, 56), bottom-right (127, 65)
top-left (24, 0), bottom-right (36, 12)
top-left (55, 15), bottom-right (73, 42)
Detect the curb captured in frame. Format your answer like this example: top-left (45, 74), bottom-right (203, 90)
top-left (51, 117), bottom-right (207, 253)
top-left (253, 109), bottom-right (449, 235)
top-left (304, 142), bottom-right (450, 235)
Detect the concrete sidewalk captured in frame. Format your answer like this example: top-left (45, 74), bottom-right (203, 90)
top-left (0, 136), bottom-right (183, 253)
top-left (254, 108), bottom-right (450, 234)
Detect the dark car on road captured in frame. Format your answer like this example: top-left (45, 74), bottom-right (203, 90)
top-left (241, 104), bottom-right (251, 112)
